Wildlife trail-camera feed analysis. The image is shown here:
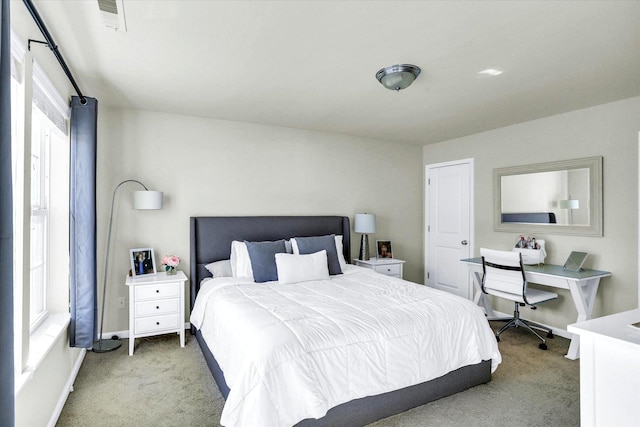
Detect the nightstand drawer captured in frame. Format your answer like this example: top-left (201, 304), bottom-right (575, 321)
top-left (135, 313), bottom-right (180, 334)
top-left (375, 264), bottom-right (401, 276)
top-left (135, 282), bottom-right (180, 301)
top-left (135, 298), bottom-right (179, 317)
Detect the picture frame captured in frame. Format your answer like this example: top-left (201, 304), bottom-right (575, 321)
top-left (130, 247), bottom-right (157, 277)
top-left (376, 240), bottom-right (393, 259)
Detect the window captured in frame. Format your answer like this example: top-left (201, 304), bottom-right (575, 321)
top-left (28, 103), bottom-right (68, 330)
top-left (29, 107), bottom-right (59, 329)
top-left (11, 34), bottom-right (71, 385)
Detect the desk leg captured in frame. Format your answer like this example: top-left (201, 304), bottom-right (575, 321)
top-left (566, 278), bottom-right (601, 360)
top-left (471, 271), bottom-right (497, 319)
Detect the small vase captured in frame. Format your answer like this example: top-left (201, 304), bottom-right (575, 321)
top-left (166, 267), bottom-right (176, 275)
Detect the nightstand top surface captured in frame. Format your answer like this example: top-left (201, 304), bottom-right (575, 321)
top-left (355, 258), bottom-right (405, 266)
top-left (126, 270), bottom-right (187, 285)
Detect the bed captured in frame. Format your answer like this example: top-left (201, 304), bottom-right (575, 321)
top-left (190, 216), bottom-right (500, 427)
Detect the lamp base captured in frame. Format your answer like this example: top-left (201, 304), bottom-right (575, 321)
top-left (359, 234), bottom-right (370, 261)
top-left (92, 338), bottom-right (122, 353)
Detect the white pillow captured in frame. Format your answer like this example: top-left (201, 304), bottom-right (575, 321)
top-left (230, 241), bottom-right (254, 280)
top-left (290, 235), bottom-right (348, 271)
top-left (334, 235), bottom-right (348, 272)
top-left (275, 250), bottom-right (330, 284)
top-left (205, 260), bottom-right (232, 277)
top-left (284, 239), bottom-right (293, 254)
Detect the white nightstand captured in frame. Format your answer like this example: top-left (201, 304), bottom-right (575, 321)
top-left (353, 258), bottom-right (405, 279)
top-left (126, 270), bottom-right (187, 356)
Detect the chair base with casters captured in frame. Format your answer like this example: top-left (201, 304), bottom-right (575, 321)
top-left (492, 302), bottom-right (555, 350)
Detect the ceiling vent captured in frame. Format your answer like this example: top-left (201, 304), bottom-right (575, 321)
top-left (97, 0), bottom-right (127, 31)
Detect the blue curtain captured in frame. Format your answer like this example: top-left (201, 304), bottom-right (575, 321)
top-left (0, 0), bottom-right (14, 424)
top-left (69, 96), bottom-right (98, 348)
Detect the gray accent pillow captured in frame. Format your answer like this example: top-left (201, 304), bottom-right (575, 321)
top-left (245, 240), bottom-right (287, 283)
top-left (295, 234), bottom-right (343, 275)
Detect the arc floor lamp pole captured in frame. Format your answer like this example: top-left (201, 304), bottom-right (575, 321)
top-left (93, 179), bottom-right (163, 353)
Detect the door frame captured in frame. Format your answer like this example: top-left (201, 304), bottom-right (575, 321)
top-left (424, 158), bottom-right (475, 294)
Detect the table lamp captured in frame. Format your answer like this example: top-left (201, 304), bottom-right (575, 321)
top-left (354, 213), bottom-right (376, 261)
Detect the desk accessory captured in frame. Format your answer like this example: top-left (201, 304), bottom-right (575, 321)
top-left (562, 251), bottom-right (589, 271)
top-left (627, 321), bottom-right (640, 331)
top-left (512, 237), bottom-right (546, 265)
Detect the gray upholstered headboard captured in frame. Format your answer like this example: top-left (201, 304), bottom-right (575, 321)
top-left (501, 212), bottom-right (557, 224)
top-left (189, 216), bottom-right (351, 312)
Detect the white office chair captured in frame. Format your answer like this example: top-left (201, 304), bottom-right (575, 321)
top-left (480, 248), bottom-right (558, 350)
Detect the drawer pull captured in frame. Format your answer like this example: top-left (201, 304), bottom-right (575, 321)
top-left (156, 289), bottom-right (160, 293)
top-left (156, 306), bottom-right (159, 309)
top-left (156, 322), bottom-right (160, 325)
top-left (387, 268), bottom-right (391, 271)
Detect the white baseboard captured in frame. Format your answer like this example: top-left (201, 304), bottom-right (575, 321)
top-left (100, 322), bottom-right (191, 340)
top-left (47, 348), bottom-right (86, 427)
top-left (489, 310), bottom-right (572, 340)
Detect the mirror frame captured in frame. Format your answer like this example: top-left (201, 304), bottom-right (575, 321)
top-left (494, 156), bottom-right (603, 236)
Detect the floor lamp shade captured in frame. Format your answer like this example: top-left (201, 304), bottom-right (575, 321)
top-left (354, 214), bottom-right (376, 260)
top-left (559, 199), bottom-right (579, 209)
top-left (133, 190), bottom-right (163, 210)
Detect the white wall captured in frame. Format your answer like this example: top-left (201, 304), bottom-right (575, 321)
top-left (423, 97), bottom-right (640, 329)
top-left (97, 108), bottom-right (424, 334)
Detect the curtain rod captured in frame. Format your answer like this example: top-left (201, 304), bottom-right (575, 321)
top-left (22, 0), bottom-right (87, 105)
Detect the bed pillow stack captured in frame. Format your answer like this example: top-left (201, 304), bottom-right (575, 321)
top-left (229, 234), bottom-right (347, 283)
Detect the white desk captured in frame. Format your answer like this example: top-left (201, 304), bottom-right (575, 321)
top-left (461, 257), bottom-right (610, 360)
top-left (568, 309), bottom-right (640, 427)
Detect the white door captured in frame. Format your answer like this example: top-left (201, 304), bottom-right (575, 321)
top-left (425, 159), bottom-right (473, 299)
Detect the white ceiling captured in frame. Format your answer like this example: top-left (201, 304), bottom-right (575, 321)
top-left (13, 1), bottom-right (640, 145)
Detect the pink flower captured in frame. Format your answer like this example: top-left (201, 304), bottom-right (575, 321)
top-left (161, 255), bottom-right (180, 267)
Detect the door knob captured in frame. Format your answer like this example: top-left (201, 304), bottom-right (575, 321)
top-left (461, 240), bottom-right (468, 245)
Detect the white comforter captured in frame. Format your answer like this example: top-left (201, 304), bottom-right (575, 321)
top-left (191, 266), bottom-right (501, 427)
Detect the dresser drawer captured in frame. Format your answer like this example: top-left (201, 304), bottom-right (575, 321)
top-left (135, 298), bottom-right (180, 317)
top-left (135, 313), bottom-right (180, 334)
top-left (375, 263), bottom-right (401, 277)
top-left (134, 282), bottom-right (180, 301)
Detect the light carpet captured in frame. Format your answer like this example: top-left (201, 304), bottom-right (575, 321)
top-left (57, 322), bottom-right (579, 426)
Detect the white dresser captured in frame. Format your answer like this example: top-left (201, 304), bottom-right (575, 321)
top-left (353, 258), bottom-right (405, 279)
top-left (126, 270), bottom-right (187, 355)
top-left (568, 309), bottom-right (640, 427)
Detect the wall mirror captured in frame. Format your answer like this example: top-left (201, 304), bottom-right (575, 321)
top-left (494, 156), bottom-right (603, 236)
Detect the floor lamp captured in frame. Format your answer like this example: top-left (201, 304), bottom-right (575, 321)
top-left (559, 198), bottom-right (579, 225)
top-left (93, 179), bottom-right (163, 353)
top-left (354, 213), bottom-right (376, 261)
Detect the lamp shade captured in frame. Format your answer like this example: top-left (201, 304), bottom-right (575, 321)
top-left (132, 190), bottom-right (163, 210)
top-left (559, 199), bottom-right (580, 209)
top-left (354, 213), bottom-right (376, 234)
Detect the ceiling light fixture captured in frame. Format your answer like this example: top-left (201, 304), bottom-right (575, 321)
top-left (376, 64), bottom-right (421, 91)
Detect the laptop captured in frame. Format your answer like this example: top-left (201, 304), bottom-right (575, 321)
top-left (563, 251), bottom-right (589, 271)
